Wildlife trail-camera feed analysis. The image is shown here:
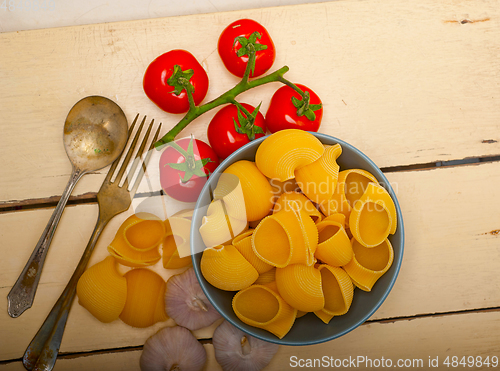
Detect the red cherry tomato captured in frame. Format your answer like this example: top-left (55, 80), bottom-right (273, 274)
top-left (218, 19), bottom-right (276, 78)
top-left (159, 138), bottom-right (219, 202)
top-left (207, 103), bottom-right (267, 159)
top-left (265, 84), bottom-right (323, 133)
top-left (143, 49), bottom-right (209, 114)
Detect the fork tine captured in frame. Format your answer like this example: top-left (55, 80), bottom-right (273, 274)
top-left (114, 115), bottom-right (147, 185)
top-left (130, 123), bottom-right (162, 196)
top-left (104, 114), bottom-right (139, 183)
top-left (124, 119), bottom-right (154, 189)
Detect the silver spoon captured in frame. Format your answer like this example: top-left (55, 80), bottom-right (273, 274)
top-left (7, 96), bottom-right (129, 318)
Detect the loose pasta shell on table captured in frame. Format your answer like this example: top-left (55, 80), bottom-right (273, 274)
top-left (119, 268), bottom-right (168, 328)
top-left (255, 129), bottom-right (325, 182)
top-left (76, 256), bottom-right (127, 323)
top-left (222, 161), bottom-right (275, 222)
top-left (107, 213), bottom-right (165, 267)
top-left (232, 230), bottom-right (274, 274)
top-left (162, 217), bottom-right (192, 269)
top-left (295, 144), bottom-right (342, 205)
top-left (254, 267), bottom-right (276, 285)
top-left (275, 264), bottom-right (324, 312)
top-left (343, 238), bottom-right (394, 292)
top-left (273, 191), bottom-right (324, 224)
top-left (199, 200), bottom-right (248, 248)
top-left (200, 244), bottom-right (258, 291)
top-left (315, 220), bottom-right (353, 266)
top-left (252, 201), bottom-right (318, 268)
top-left (314, 265), bottom-right (354, 324)
top-left (319, 169), bottom-right (379, 223)
top-left (232, 284), bottom-right (297, 339)
top-left (349, 182), bottom-right (396, 247)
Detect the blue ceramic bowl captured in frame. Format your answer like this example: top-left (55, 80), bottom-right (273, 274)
top-left (191, 132), bottom-right (404, 346)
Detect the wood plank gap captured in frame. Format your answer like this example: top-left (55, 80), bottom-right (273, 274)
top-left (381, 154), bottom-right (500, 173)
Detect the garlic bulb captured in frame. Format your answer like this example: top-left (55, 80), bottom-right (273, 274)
top-left (213, 320), bottom-right (279, 371)
top-left (165, 267), bottom-right (221, 330)
top-left (140, 326), bottom-right (206, 371)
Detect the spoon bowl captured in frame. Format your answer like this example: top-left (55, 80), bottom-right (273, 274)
top-left (7, 96), bottom-right (128, 318)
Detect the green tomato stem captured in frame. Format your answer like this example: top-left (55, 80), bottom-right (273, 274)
top-left (154, 65), bottom-right (290, 150)
top-left (230, 99), bottom-right (252, 118)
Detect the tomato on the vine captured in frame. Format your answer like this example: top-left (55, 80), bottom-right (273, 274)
top-left (265, 84), bottom-right (323, 133)
top-left (159, 138), bottom-right (219, 202)
top-left (218, 19), bottom-right (276, 78)
top-left (143, 49), bottom-right (209, 114)
top-left (207, 103), bottom-right (266, 159)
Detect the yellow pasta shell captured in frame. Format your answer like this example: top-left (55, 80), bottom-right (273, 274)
top-left (319, 169), bottom-right (379, 223)
top-left (349, 182), bottom-right (395, 247)
top-left (162, 217), bottom-right (192, 269)
top-left (295, 144), bottom-right (342, 205)
top-left (201, 245), bottom-right (258, 291)
top-left (232, 284), bottom-right (297, 339)
top-left (107, 213), bottom-right (164, 267)
top-left (275, 264), bottom-right (324, 312)
top-left (199, 200), bottom-right (247, 248)
top-left (314, 265), bottom-right (354, 324)
top-left (232, 230), bottom-right (274, 274)
top-left (252, 201), bottom-right (318, 268)
top-left (223, 161), bottom-right (274, 222)
top-left (254, 267), bottom-right (276, 285)
top-left (255, 129), bottom-right (325, 181)
top-left (343, 238), bottom-right (394, 292)
top-left (323, 213), bottom-right (346, 229)
top-left (315, 220), bottom-right (353, 266)
top-left (119, 268), bottom-right (168, 328)
top-left (76, 256), bottom-right (127, 323)
top-left (273, 191), bottom-right (323, 224)
top-left (212, 173), bottom-right (248, 222)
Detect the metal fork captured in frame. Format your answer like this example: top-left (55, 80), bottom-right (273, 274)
top-left (22, 115), bottom-right (161, 371)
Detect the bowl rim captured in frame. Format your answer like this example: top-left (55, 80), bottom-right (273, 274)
top-left (191, 131), bottom-right (405, 345)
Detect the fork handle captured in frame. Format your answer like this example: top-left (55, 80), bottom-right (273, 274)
top-left (7, 167), bottom-right (85, 318)
top-left (22, 213), bottom-right (109, 371)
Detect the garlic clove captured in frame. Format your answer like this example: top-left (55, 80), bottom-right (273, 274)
top-left (213, 320), bottom-right (279, 371)
top-left (165, 267), bottom-right (221, 330)
top-left (140, 326), bottom-right (206, 371)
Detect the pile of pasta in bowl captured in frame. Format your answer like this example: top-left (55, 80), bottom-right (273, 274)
top-left (191, 129), bottom-right (404, 345)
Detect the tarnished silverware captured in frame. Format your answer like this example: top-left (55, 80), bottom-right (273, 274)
top-left (22, 115), bottom-right (161, 371)
top-left (8, 96), bottom-right (129, 318)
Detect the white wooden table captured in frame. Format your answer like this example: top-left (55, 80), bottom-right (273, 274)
top-left (1, 0), bottom-right (500, 369)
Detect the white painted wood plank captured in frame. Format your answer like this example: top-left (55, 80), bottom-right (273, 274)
top-left (2, 310), bottom-right (500, 370)
top-left (1, 161), bottom-right (499, 360)
top-left (1, 0), bottom-right (500, 203)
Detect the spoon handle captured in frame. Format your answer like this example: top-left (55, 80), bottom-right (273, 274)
top-left (7, 167), bottom-right (85, 318)
top-left (22, 214), bottom-right (108, 371)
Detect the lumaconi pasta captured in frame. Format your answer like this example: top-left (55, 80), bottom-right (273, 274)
top-left (232, 284), bottom-right (297, 339)
top-left (76, 256), bottom-right (127, 323)
top-left (107, 213), bottom-right (164, 267)
top-left (349, 182), bottom-right (396, 247)
top-left (199, 130), bottom-right (398, 339)
top-left (212, 173), bottom-right (248, 221)
top-left (275, 264), bottom-right (324, 312)
top-left (255, 129), bottom-right (325, 181)
top-left (319, 169), bottom-right (379, 222)
top-left (223, 160), bottom-right (275, 221)
top-left (295, 144), bottom-right (342, 205)
top-left (314, 265), bottom-right (354, 324)
top-left (119, 268), bottom-right (168, 328)
top-left (252, 201), bottom-right (318, 268)
top-left (315, 220), bottom-right (353, 266)
top-left (163, 216), bottom-right (192, 269)
top-left (232, 230), bottom-right (274, 274)
top-left (273, 191), bottom-right (323, 223)
top-left (343, 238), bottom-right (394, 292)
top-left (200, 244), bottom-right (259, 291)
